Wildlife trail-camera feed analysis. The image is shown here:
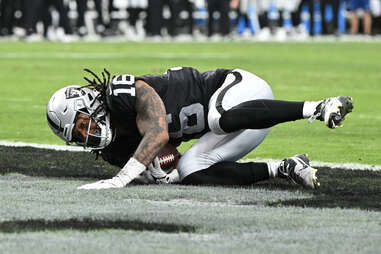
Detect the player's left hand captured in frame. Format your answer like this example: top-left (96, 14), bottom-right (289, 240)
top-left (148, 157), bottom-right (168, 180)
top-left (148, 157), bottom-right (180, 184)
top-left (77, 176), bottom-right (125, 190)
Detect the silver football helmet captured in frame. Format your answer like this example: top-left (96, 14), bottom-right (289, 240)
top-left (46, 85), bottom-right (112, 149)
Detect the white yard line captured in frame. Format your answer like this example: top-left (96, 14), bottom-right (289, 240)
top-left (1, 140), bottom-right (380, 171)
top-left (0, 140), bottom-right (87, 152)
top-left (239, 158), bottom-right (381, 172)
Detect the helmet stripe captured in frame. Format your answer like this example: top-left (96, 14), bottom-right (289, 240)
top-left (46, 114), bottom-right (64, 132)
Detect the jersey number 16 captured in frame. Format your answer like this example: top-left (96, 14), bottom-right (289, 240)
top-left (110, 75), bottom-right (136, 96)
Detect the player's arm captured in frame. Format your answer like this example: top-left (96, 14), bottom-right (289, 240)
top-left (78, 80), bottom-right (169, 190)
top-left (133, 80), bottom-right (169, 166)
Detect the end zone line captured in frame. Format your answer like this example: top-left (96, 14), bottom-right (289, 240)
top-left (239, 158), bottom-right (381, 172)
top-left (1, 140), bottom-right (380, 171)
top-left (0, 140), bottom-right (89, 152)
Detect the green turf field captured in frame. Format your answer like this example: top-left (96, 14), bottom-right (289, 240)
top-left (0, 41), bottom-right (380, 164)
top-left (0, 41), bottom-right (380, 253)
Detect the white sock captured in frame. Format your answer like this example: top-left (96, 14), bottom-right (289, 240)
top-left (302, 101), bottom-right (321, 118)
top-left (267, 161), bottom-right (281, 178)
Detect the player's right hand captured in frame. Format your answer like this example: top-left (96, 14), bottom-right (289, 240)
top-left (77, 176), bottom-right (126, 190)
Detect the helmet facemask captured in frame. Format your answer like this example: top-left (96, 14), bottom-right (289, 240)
top-left (72, 109), bottom-right (112, 150)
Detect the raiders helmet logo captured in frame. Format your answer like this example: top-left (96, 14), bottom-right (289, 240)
top-left (65, 87), bottom-right (83, 99)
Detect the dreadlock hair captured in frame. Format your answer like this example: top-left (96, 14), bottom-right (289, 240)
top-left (82, 68), bottom-right (114, 158)
top-left (83, 68), bottom-right (114, 117)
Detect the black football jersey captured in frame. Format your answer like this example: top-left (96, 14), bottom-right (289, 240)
top-left (99, 135), bottom-right (141, 168)
top-left (105, 67), bottom-right (231, 148)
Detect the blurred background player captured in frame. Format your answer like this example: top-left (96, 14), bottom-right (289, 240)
top-left (76, 0), bottom-right (108, 37)
top-left (0, 0), bottom-right (23, 36)
top-left (23, 0), bottom-right (75, 41)
top-left (321, 0), bottom-right (340, 35)
top-left (349, 0), bottom-right (372, 35)
top-left (1, 1), bottom-right (380, 41)
top-left (147, 0), bottom-right (181, 38)
top-left (206, 0), bottom-right (231, 38)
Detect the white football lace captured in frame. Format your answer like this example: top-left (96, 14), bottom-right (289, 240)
top-left (158, 154), bottom-right (175, 167)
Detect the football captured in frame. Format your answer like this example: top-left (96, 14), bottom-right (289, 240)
top-left (157, 143), bottom-right (181, 171)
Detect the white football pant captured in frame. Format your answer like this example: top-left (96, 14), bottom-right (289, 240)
top-left (178, 69), bottom-right (274, 180)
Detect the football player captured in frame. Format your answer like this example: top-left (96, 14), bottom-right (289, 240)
top-left (46, 67), bottom-right (353, 189)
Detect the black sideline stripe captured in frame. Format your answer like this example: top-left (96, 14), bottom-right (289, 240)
top-left (0, 219), bottom-right (199, 233)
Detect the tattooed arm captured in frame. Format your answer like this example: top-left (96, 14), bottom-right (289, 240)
top-left (133, 80), bottom-right (169, 166)
top-left (78, 80), bottom-right (169, 190)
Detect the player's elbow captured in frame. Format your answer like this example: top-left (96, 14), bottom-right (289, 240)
top-left (155, 132), bottom-right (169, 154)
top-left (157, 131), bottom-right (169, 146)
